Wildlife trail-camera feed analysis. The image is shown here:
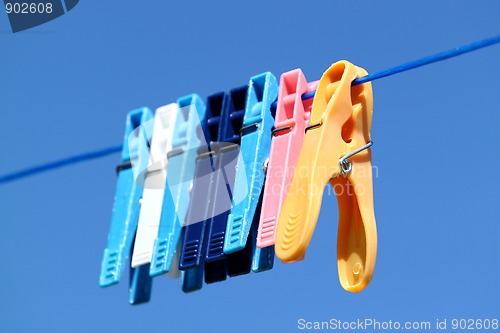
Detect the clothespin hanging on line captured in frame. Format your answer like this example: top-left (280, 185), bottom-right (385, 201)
top-left (99, 107), bottom-right (154, 304)
top-left (179, 86), bottom-right (248, 289)
top-left (275, 60), bottom-right (377, 292)
top-left (223, 72), bottom-right (278, 273)
top-left (203, 87), bottom-right (248, 281)
top-left (131, 103), bottom-right (179, 276)
top-left (257, 69), bottom-right (317, 250)
top-left (149, 95), bottom-right (208, 284)
top-left (179, 91), bottom-right (228, 292)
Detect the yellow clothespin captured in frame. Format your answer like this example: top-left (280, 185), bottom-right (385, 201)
top-left (275, 60), bottom-right (377, 293)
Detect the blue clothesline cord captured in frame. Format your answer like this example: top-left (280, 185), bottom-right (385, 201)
top-left (0, 145), bottom-right (123, 184)
top-left (1, 34), bottom-right (499, 185)
top-left (300, 33), bottom-right (500, 101)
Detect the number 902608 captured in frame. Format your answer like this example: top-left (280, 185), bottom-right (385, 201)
top-left (5, 2), bottom-right (53, 14)
top-left (452, 319), bottom-right (499, 330)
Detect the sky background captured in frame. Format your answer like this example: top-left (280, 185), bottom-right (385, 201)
top-left (1, 1), bottom-right (499, 332)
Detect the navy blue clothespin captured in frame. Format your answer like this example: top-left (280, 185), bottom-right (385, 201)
top-left (99, 107), bottom-right (154, 304)
top-left (179, 87), bottom-right (248, 289)
top-left (224, 72), bottom-right (278, 273)
top-left (204, 86), bottom-right (248, 279)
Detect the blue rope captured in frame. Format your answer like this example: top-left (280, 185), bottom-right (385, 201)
top-left (1, 34), bottom-right (499, 185)
top-left (300, 34), bottom-right (500, 101)
top-left (0, 145), bottom-right (123, 184)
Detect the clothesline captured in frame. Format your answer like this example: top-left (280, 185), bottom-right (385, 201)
top-left (1, 34), bottom-right (499, 185)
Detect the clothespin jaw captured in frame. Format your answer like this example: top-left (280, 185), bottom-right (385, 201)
top-left (257, 69), bottom-right (311, 249)
top-left (275, 60), bottom-right (377, 292)
top-left (149, 94), bottom-right (207, 277)
top-left (131, 103), bottom-right (179, 269)
top-left (224, 72), bottom-right (278, 255)
top-left (129, 264), bottom-right (153, 304)
top-left (100, 107), bottom-right (153, 288)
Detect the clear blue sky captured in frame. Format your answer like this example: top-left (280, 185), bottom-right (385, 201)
top-left (1, 1), bottom-right (499, 332)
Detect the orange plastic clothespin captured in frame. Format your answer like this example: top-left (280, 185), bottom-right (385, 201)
top-left (275, 60), bottom-right (377, 293)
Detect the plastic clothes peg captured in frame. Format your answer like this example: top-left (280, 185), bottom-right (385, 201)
top-left (257, 69), bottom-right (316, 249)
top-left (224, 72), bottom-right (278, 273)
top-left (179, 87), bottom-right (247, 286)
top-left (131, 104), bottom-right (178, 269)
top-left (203, 86), bottom-right (247, 281)
top-left (99, 107), bottom-right (153, 304)
top-left (149, 95), bottom-right (208, 278)
top-left (179, 92), bottom-right (226, 292)
top-left (275, 60), bottom-right (377, 292)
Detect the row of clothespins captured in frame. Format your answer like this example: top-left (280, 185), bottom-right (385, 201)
top-left (100, 60), bottom-right (378, 304)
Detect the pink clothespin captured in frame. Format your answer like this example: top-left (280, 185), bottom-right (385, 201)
top-left (257, 69), bottom-right (318, 248)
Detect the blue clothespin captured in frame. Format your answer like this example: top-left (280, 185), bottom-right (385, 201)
top-left (99, 107), bottom-right (154, 305)
top-left (224, 72), bottom-right (278, 273)
top-left (179, 92), bottom-right (224, 292)
top-left (204, 86), bottom-right (248, 280)
top-left (150, 95), bottom-right (207, 281)
top-left (179, 87), bottom-right (248, 288)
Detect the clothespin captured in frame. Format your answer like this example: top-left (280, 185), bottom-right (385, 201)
top-left (203, 86), bottom-right (247, 281)
top-left (131, 104), bottom-right (179, 271)
top-left (224, 72), bottom-right (278, 273)
top-left (257, 69), bottom-right (318, 249)
top-left (179, 86), bottom-right (248, 288)
top-left (179, 92), bottom-right (227, 292)
top-left (99, 107), bottom-right (154, 304)
top-left (149, 95), bottom-right (207, 280)
top-left (275, 60), bottom-right (377, 292)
